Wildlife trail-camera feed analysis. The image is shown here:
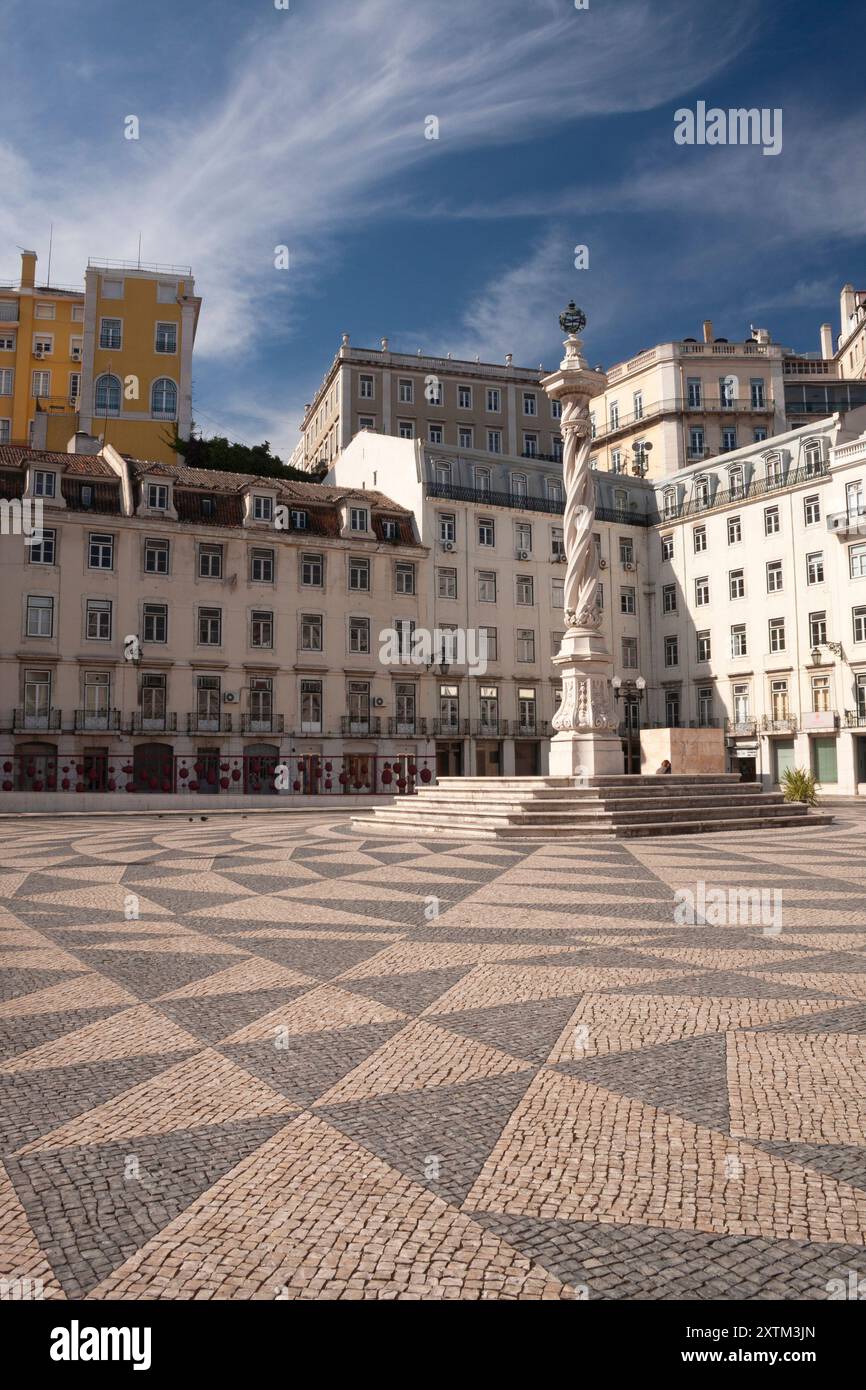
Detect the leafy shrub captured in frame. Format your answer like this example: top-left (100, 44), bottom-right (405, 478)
top-left (781, 766), bottom-right (818, 805)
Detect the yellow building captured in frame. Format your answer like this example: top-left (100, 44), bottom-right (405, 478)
top-left (0, 249), bottom-right (200, 464)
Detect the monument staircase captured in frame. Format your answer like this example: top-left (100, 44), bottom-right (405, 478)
top-left (351, 774), bottom-right (834, 841)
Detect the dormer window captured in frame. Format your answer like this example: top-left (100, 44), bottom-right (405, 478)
top-left (803, 438), bottom-right (823, 476)
top-left (663, 487), bottom-right (677, 518)
top-left (253, 494), bottom-right (273, 522)
top-left (33, 469), bottom-right (56, 498)
top-left (147, 483), bottom-right (169, 509)
top-left (765, 451), bottom-right (783, 488)
top-left (350, 506), bottom-right (368, 532)
top-left (290, 509), bottom-right (307, 530)
top-left (694, 476), bottom-right (710, 508)
top-left (382, 519), bottom-right (398, 540)
top-left (728, 465), bottom-right (744, 498)
top-left (81, 485), bottom-right (93, 509)
top-left (201, 496), bottom-right (215, 518)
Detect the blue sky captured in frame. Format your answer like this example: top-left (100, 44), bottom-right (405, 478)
top-left (2, 0), bottom-right (865, 457)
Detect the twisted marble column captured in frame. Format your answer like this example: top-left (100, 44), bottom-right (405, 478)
top-left (561, 389), bottom-right (601, 630)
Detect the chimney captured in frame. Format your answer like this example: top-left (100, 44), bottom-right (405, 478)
top-left (702, 319), bottom-right (714, 344)
top-left (820, 323), bottom-right (834, 359)
top-left (841, 284), bottom-right (856, 332)
top-left (67, 431), bottom-right (102, 455)
top-left (20, 250), bottom-right (37, 289)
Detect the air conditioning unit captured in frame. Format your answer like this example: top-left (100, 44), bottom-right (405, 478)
top-left (623, 561), bottom-right (635, 571)
top-left (33, 350), bottom-right (43, 360)
top-left (517, 550), bottom-right (530, 561)
top-left (223, 692), bottom-right (239, 703)
top-left (599, 558), bottom-right (607, 569)
top-left (442, 540), bottom-right (456, 552)
top-left (373, 696), bottom-right (385, 706)
top-left (71, 348), bottom-right (81, 360)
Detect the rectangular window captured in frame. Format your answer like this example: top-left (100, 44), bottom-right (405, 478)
top-left (812, 675), bottom-right (831, 714)
top-left (458, 385), bottom-right (472, 409)
top-left (349, 557), bottom-right (370, 591)
top-left (551, 577), bottom-right (564, 608)
top-left (729, 569), bottom-right (745, 599)
top-left (147, 483), bottom-right (168, 510)
top-left (86, 598), bottom-right (112, 640)
top-left (251, 610), bottom-right (273, 648)
top-left (26, 594), bottom-right (53, 637)
top-left (764, 505), bottom-right (780, 535)
top-left (88, 532), bottom-right (113, 569)
top-left (0, 369), bottom-right (13, 395)
top-left (619, 536), bottom-right (634, 565)
top-left (477, 570), bottom-right (497, 603)
top-left (394, 560), bottom-right (415, 595)
top-left (515, 521), bottom-right (532, 553)
top-left (250, 547), bottom-right (274, 583)
top-left (766, 560), bottom-right (783, 592)
top-left (28, 528), bottom-right (55, 564)
top-left (140, 672), bottom-right (166, 724)
top-left (697, 687), bottom-right (714, 726)
top-left (349, 616), bottom-right (370, 653)
top-left (722, 428), bottom-right (737, 452)
top-left (437, 567), bottom-right (458, 599)
top-left (32, 469), bottom-right (56, 497)
top-left (693, 526), bottom-right (707, 553)
top-left (849, 543), bottom-right (866, 579)
top-left (807, 551), bottom-right (825, 585)
top-left (664, 635), bottom-right (679, 667)
top-left (750, 378), bottom-right (765, 408)
top-left (694, 576), bottom-right (709, 606)
top-left (687, 377), bottom-right (702, 407)
top-left (516, 575), bottom-right (534, 605)
top-left (622, 636), bottom-right (638, 668)
top-left (458, 426), bottom-right (473, 449)
top-left (300, 613), bottom-right (323, 651)
top-left (143, 603), bottom-right (167, 643)
top-left (480, 626), bottom-right (498, 661)
top-left (301, 552), bottom-right (323, 587)
top-left (31, 370), bottom-right (50, 397)
top-left (728, 516), bottom-right (742, 545)
top-left (809, 611), bottom-right (827, 647)
top-left (398, 378), bottom-right (414, 404)
top-left (621, 586), bottom-right (636, 615)
top-left (731, 624), bottom-right (748, 657)
top-left (195, 675), bottom-right (221, 726)
top-left (665, 692), bottom-right (681, 727)
top-left (486, 429), bottom-right (502, 454)
top-left (551, 527), bottom-right (565, 561)
top-left (689, 427), bottom-right (704, 458)
top-left (428, 423), bottom-right (443, 445)
top-left (486, 388), bottom-right (501, 413)
top-left (853, 606), bottom-right (866, 643)
top-left (696, 630), bottom-right (711, 662)
top-left (522, 433), bottom-right (538, 457)
top-left (478, 516), bottom-right (495, 547)
top-left (99, 317), bottom-right (122, 350)
top-left (516, 628), bottom-right (536, 662)
top-left (398, 420), bottom-right (415, 439)
top-left (198, 543), bottom-right (222, 578)
top-left (359, 374), bottom-right (374, 399)
top-left (522, 392), bottom-right (537, 417)
top-left (155, 321), bottom-right (177, 353)
top-left (804, 494), bottom-right (821, 526)
top-left (769, 617), bottom-right (786, 652)
top-left (661, 534), bottom-right (674, 561)
top-left (300, 679), bottom-right (322, 732)
top-left (438, 513), bottom-right (455, 544)
top-left (662, 584), bottom-right (677, 614)
top-left (198, 607), bottom-right (222, 645)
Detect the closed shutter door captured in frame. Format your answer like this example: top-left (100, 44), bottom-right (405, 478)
top-left (812, 736), bottom-right (838, 785)
top-left (774, 740), bottom-right (796, 781)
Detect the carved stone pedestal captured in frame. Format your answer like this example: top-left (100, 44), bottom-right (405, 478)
top-left (550, 625), bottom-right (623, 778)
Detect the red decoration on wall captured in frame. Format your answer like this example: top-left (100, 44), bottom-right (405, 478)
top-left (2, 781), bottom-right (12, 792)
top-left (293, 780), bottom-right (301, 792)
top-left (231, 768), bottom-right (241, 781)
top-left (420, 767), bottom-right (432, 783)
top-left (2, 762), bottom-right (11, 773)
top-left (61, 778), bottom-right (70, 790)
top-left (188, 780), bottom-right (199, 791)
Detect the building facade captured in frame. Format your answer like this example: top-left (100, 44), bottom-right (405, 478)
top-left (0, 249), bottom-right (199, 466)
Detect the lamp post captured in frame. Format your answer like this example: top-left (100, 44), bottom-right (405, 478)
top-left (542, 307), bottom-right (622, 777)
top-left (612, 676), bottom-right (646, 774)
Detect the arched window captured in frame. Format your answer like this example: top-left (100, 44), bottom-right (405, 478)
top-left (728, 465), bottom-right (744, 498)
top-left (694, 476), bottom-right (710, 508)
top-left (151, 378), bottom-right (177, 420)
top-left (803, 438), bottom-right (823, 476)
top-left (764, 450), bottom-right (783, 488)
top-left (663, 487), bottom-right (677, 519)
top-left (94, 373), bottom-right (121, 417)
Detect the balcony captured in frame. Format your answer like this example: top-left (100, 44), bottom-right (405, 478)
top-left (129, 711), bottom-right (178, 734)
top-left (473, 718), bottom-right (505, 736)
top-left (725, 718), bottom-right (758, 736)
top-left (431, 717), bottom-right (469, 738)
top-left (684, 397), bottom-right (774, 415)
top-left (515, 720), bottom-right (549, 738)
top-left (13, 707), bottom-right (61, 732)
top-left (241, 712), bottom-right (285, 734)
top-left (845, 711), bottom-right (866, 728)
top-left (73, 708), bottom-right (121, 733)
top-left (761, 715), bottom-right (798, 734)
top-left (387, 717), bottom-right (428, 736)
top-left (186, 712), bottom-right (233, 734)
top-left (340, 716), bottom-right (382, 737)
top-left (827, 508), bottom-right (866, 538)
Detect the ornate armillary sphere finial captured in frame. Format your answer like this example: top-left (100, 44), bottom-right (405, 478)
top-left (559, 301), bottom-right (586, 337)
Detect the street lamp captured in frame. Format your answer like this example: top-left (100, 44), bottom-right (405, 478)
top-left (612, 675), bottom-right (646, 774)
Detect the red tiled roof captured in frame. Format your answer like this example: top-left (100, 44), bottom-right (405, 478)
top-left (0, 446), bottom-right (117, 478)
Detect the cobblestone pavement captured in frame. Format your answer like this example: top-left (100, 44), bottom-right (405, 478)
top-left (1, 809), bottom-right (865, 1300)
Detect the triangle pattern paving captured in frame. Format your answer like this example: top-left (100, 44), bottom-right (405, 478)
top-left (0, 808), bottom-right (863, 1300)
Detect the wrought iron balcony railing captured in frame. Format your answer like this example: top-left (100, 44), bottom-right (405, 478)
top-left (13, 707), bottom-right (61, 732)
top-left (340, 716), bottom-right (382, 736)
top-left (73, 708), bottom-right (121, 732)
top-left (186, 712), bottom-right (233, 734)
top-left (241, 713), bottom-right (285, 734)
top-left (129, 711), bottom-right (178, 734)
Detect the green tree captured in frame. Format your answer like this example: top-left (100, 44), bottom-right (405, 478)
top-left (168, 427), bottom-right (312, 481)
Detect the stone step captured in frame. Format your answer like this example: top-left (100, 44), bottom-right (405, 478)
top-left (418, 782), bottom-right (764, 801)
top-left (414, 790), bottom-right (773, 809)
top-left (352, 810), bottom-right (834, 841)
top-left (357, 801), bottom-right (807, 830)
